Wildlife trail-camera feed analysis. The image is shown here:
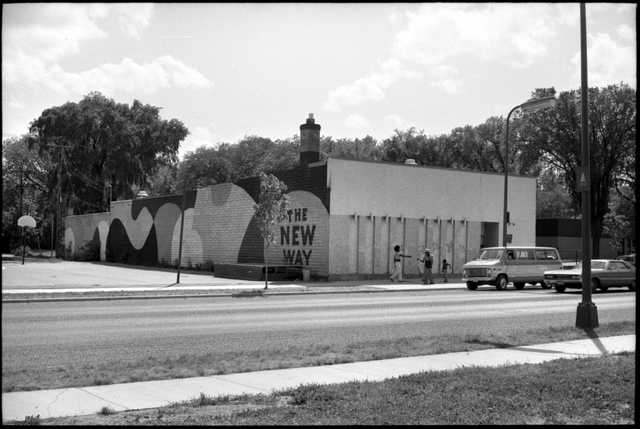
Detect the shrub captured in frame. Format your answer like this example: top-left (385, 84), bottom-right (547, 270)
top-left (203, 259), bottom-right (215, 272)
top-left (98, 406), bottom-right (116, 415)
top-left (23, 415), bottom-right (40, 425)
top-left (76, 237), bottom-right (100, 261)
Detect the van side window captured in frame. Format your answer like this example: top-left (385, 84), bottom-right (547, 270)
top-left (535, 249), bottom-right (558, 260)
top-left (516, 249), bottom-right (534, 260)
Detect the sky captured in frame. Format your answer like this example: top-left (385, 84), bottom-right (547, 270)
top-left (2, 3), bottom-right (636, 158)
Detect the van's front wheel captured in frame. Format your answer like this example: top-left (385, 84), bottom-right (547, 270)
top-left (496, 275), bottom-right (508, 290)
top-left (466, 281), bottom-right (478, 290)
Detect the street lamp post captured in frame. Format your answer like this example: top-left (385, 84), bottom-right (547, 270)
top-left (575, 2), bottom-right (598, 329)
top-left (502, 95), bottom-right (556, 247)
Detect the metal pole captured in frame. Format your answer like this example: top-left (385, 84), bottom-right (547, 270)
top-left (20, 165), bottom-right (24, 264)
top-left (576, 2), bottom-right (598, 329)
top-left (176, 188), bottom-right (187, 284)
top-left (56, 147), bottom-right (62, 258)
top-left (355, 214), bottom-right (359, 275)
top-left (502, 105), bottom-right (519, 247)
top-left (21, 227), bottom-right (25, 265)
top-left (371, 215), bottom-right (376, 275)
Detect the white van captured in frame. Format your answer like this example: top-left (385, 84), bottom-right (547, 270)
top-left (462, 246), bottom-right (562, 290)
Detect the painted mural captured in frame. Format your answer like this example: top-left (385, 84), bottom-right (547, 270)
top-left (63, 166), bottom-right (331, 276)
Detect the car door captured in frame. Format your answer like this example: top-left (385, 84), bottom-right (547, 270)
top-left (608, 261), bottom-right (634, 286)
top-left (535, 249), bottom-right (561, 278)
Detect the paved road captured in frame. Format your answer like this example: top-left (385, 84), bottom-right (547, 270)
top-left (2, 288), bottom-right (635, 383)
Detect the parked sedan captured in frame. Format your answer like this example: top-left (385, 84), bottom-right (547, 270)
top-left (619, 253), bottom-right (636, 266)
top-left (544, 259), bottom-right (636, 293)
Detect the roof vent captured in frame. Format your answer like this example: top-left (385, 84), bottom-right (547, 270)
top-left (404, 158), bottom-right (417, 165)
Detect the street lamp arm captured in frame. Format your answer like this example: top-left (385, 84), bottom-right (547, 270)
top-left (502, 103), bottom-right (522, 247)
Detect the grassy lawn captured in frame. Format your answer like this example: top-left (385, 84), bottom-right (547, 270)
top-left (20, 353), bottom-right (635, 425)
top-left (2, 321), bottom-right (635, 392)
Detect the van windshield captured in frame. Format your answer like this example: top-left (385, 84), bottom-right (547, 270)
top-left (479, 249), bottom-right (503, 260)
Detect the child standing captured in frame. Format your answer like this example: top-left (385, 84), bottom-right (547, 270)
top-left (441, 259), bottom-right (450, 283)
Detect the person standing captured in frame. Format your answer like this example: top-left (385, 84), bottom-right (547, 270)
top-left (390, 245), bottom-right (411, 282)
top-left (422, 249), bottom-right (434, 284)
top-left (441, 258), bottom-right (450, 283)
top-left (416, 246), bottom-right (425, 277)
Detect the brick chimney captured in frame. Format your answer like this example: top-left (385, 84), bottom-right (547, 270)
top-left (299, 113), bottom-right (320, 167)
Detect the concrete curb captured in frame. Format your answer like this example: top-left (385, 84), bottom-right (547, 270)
top-left (2, 285), bottom-right (462, 303)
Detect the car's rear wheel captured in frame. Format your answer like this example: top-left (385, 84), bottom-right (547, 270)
top-left (591, 278), bottom-right (600, 292)
top-left (555, 285), bottom-right (566, 293)
top-left (629, 280), bottom-right (636, 291)
top-left (514, 282), bottom-right (525, 290)
top-left (496, 275), bottom-right (508, 290)
top-left (540, 281), bottom-right (551, 289)
top-left (466, 281), bottom-right (478, 290)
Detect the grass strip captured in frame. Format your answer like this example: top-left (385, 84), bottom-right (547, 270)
top-left (2, 321), bottom-right (634, 393)
top-left (20, 353), bottom-right (635, 425)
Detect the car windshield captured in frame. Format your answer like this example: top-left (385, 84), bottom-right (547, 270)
top-left (479, 249), bottom-right (503, 260)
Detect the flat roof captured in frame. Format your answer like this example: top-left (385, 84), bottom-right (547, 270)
top-left (327, 157), bottom-right (535, 179)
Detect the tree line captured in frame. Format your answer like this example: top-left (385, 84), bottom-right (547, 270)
top-left (2, 83), bottom-right (635, 257)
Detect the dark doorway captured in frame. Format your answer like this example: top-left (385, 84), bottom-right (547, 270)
top-left (481, 222), bottom-right (499, 248)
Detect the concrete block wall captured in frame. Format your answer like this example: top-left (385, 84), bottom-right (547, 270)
top-left (329, 215), bottom-right (482, 277)
top-left (63, 175), bottom-right (329, 276)
top-left (64, 212), bottom-right (110, 260)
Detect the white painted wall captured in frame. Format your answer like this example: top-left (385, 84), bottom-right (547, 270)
top-left (327, 158), bottom-right (536, 247)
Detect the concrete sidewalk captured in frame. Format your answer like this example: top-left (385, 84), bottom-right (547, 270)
top-left (2, 335), bottom-right (634, 422)
top-left (2, 258), bottom-right (466, 301)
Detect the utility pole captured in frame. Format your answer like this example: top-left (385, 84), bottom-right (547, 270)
top-left (55, 146), bottom-right (62, 258)
top-left (576, 2), bottom-right (598, 329)
top-left (176, 186), bottom-right (188, 284)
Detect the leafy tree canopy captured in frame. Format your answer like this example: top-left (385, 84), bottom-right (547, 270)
top-left (28, 92), bottom-right (189, 213)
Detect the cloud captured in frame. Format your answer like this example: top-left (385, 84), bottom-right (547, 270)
top-left (344, 114), bottom-right (371, 131)
top-left (3, 4), bottom-right (108, 63)
top-left (110, 3), bottom-right (154, 39)
top-left (570, 33), bottom-right (636, 88)
top-left (6, 55), bottom-right (213, 96)
top-left (393, 4), bottom-right (561, 68)
top-left (384, 114), bottom-right (410, 130)
top-left (323, 4), bottom-right (574, 111)
top-left (179, 123), bottom-right (219, 157)
top-left (617, 24), bottom-right (634, 41)
top-left (323, 58), bottom-right (421, 112)
top-left (428, 65), bottom-right (463, 94)
top-left (3, 4), bottom-right (212, 98)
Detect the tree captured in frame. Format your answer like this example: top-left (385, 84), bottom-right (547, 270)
top-left (253, 172), bottom-right (290, 290)
top-left (2, 136), bottom-right (53, 253)
top-left (176, 146), bottom-right (234, 190)
top-left (28, 92), bottom-right (189, 252)
top-left (521, 83), bottom-right (636, 257)
top-left (29, 92), bottom-right (188, 208)
top-left (603, 185), bottom-right (635, 254)
top-left (536, 167), bottom-right (577, 218)
top-left (148, 164), bottom-right (178, 196)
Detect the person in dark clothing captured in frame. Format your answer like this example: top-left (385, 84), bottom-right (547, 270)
top-left (422, 249), bottom-right (434, 284)
top-left (441, 258), bottom-right (450, 283)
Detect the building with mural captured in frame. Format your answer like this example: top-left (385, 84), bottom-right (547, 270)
top-left (64, 114), bottom-right (537, 280)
